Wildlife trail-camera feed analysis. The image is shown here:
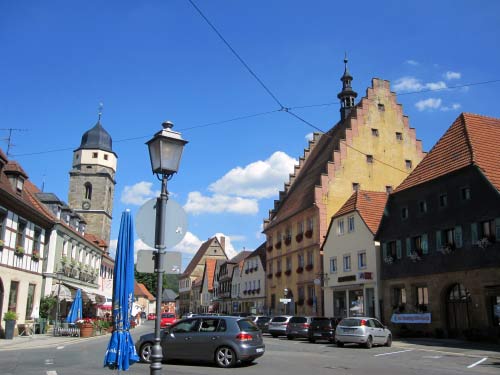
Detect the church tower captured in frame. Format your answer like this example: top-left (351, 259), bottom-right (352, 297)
top-left (68, 110), bottom-right (117, 245)
top-left (337, 54), bottom-right (358, 120)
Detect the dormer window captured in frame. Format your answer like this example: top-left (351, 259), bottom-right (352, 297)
top-left (16, 177), bottom-right (24, 192)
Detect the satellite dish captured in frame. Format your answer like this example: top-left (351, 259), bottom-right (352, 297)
top-left (135, 198), bottom-right (188, 248)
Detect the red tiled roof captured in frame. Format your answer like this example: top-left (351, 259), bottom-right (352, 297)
top-left (396, 113), bottom-right (500, 192)
top-left (333, 190), bottom-right (388, 234)
top-left (204, 258), bottom-right (217, 291)
top-left (4, 160), bottom-right (28, 178)
top-left (135, 282), bottom-right (155, 301)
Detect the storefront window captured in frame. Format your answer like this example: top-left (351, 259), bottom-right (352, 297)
top-left (348, 289), bottom-right (364, 316)
top-left (365, 288), bottom-right (375, 318)
top-left (333, 291), bottom-right (346, 317)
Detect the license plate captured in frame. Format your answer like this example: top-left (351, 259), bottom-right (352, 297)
top-left (256, 348), bottom-right (264, 353)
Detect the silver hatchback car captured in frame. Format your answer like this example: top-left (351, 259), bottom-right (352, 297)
top-left (335, 317), bottom-right (392, 348)
top-left (267, 315), bottom-right (292, 337)
top-left (136, 316), bottom-right (265, 368)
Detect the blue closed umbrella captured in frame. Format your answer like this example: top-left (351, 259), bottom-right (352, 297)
top-left (104, 210), bottom-right (139, 371)
top-left (66, 289), bottom-right (82, 323)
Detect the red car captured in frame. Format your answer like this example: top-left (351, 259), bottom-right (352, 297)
top-left (147, 313), bottom-right (156, 321)
top-left (160, 313), bottom-right (177, 328)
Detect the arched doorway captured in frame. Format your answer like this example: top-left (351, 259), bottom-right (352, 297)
top-left (446, 283), bottom-right (471, 338)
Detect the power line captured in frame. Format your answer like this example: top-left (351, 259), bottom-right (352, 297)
top-left (187, 0), bottom-right (285, 110)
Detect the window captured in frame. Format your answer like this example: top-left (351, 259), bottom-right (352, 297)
top-left (25, 284), bottom-right (35, 320)
top-left (387, 241), bottom-right (397, 258)
top-left (33, 228), bottom-right (41, 252)
top-left (307, 251), bottom-right (314, 266)
top-left (419, 201), bottom-right (427, 213)
top-left (306, 217), bottom-right (314, 232)
top-left (480, 219), bottom-right (496, 241)
top-left (92, 152), bottom-right (98, 158)
top-left (298, 254), bottom-right (304, 267)
top-left (352, 182), bottom-right (360, 191)
top-left (307, 285), bottom-right (315, 300)
top-left (16, 177), bottom-right (24, 192)
top-left (439, 194), bottom-right (448, 207)
top-left (104, 154), bottom-right (109, 161)
top-left (16, 220), bottom-right (26, 250)
top-left (329, 257), bottom-right (337, 273)
top-left (276, 259), bottom-right (281, 272)
top-left (378, 103), bottom-right (385, 111)
top-left (172, 319), bottom-right (200, 333)
top-left (412, 235), bottom-right (423, 252)
top-left (297, 221), bottom-right (303, 235)
top-left (386, 185), bottom-right (393, 194)
top-left (358, 251), bottom-right (367, 269)
top-left (401, 207), bottom-right (408, 220)
top-left (286, 257), bottom-right (292, 271)
top-left (461, 187), bottom-right (471, 200)
top-left (366, 155), bottom-right (374, 163)
top-left (371, 128), bottom-right (379, 137)
top-left (0, 209), bottom-right (7, 242)
top-left (391, 286), bottom-right (407, 310)
top-left (405, 160), bottom-right (412, 169)
top-left (298, 286), bottom-right (305, 301)
top-left (271, 294), bottom-right (276, 309)
top-left (268, 262), bottom-right (273, 274)
top-left (416, 286), bottom-right (429, 312)
top-left (8, 280), bottom-right (19, 311)
top-left (337, 219), bottom-right (345, 235)
top-left (348, 216), bottom-right (355, 232)
top-left (343, 255), bottom-right (351, 272)
top-left (84, 182), bottom-right (92, 200)
top-left (396, 132), bottom-right (403, 141)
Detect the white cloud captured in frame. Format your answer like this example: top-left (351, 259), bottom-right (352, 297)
top-left (444, 71), bottom-right (461, 80)
top-left (440, 103), bottom-right (462, 112)
top-left (305, 133), bottom-right (314, 142)
top-left (208, 151), bottom-right (297, 199)
top-left (226, 234), bottom-right (246, 242)
top-left (171, 232), bottom-right (203, 255)
top-left (184, 192), bottom-right (258, 215)
top-left (393, 76), bottom-right (447, 93)
top-left (405, 59), bottom-right (419, 66)
top-left (121, 181), bottom-right (159, 205)
top-left (214, 233), bottom-right (238, 259)
top-left (415, 98), bottom-right (442, 111)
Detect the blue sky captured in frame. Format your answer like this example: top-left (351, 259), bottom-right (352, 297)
top-left (1, 1), bottom-right (500, 270)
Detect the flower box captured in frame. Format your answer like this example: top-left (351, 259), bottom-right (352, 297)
top-left (284, 237), bottom-right (292, 246)
top-left (284, 269), bottom-right (292, 276)
top-left (266, 245), bottom-right (273, 252)
top-left (275, 271), bottom-right (282, 278)
top-left (384, 256), bottom-right (394, 264)
top-left (305, 230), bottom-right (313, 239)
top-left (305, 264), bottom-right (313, 271)
top-left (409, 251), bottom-right (421, 262)
top-left (295, 233), bottom-right (303, 243)
top-left (275, 241), bottom-right (282, 250)
top-left (306, 298), bottom-right (314, 306)
top-left (15, 246), bottom-right (24, 256)
top-left (267, 273), bottom-right (273, 279)
top-left (296, 266), bottom-right (304, 274)
top-left (32, 250), bottom-right (40, 261)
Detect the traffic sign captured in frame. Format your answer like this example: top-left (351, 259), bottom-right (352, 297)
top-left (136, 249), bottom-right (182, 274)
top-left (279, 298), bottom-right (291, 304)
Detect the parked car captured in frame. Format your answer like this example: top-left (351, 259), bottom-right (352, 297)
top-left (147, 313), bottom-right (156, 320)
top-left (267, 315), bottom-right (292, 337)
top-left (308, 317), bottom-right (341, 343)
top-left (136, 316), bottom-right (265, 368)
top-left (250, 316), bottom-right (271, 333)
top-left (286, 316), bottom-right (331, 340)
top-left (160, 313), bottom-right (177, 328)
top-left (335, 317), bottom-right (392, 349)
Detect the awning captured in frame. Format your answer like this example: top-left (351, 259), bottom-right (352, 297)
top-left (62, 281), bottom-right (107, 304)
top-left (51, 284), bottom-right (73, 301)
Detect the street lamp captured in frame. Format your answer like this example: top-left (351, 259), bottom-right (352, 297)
top-left (146, 120), bottom-right (188, 375)
top-left (54, 271), bottom-right (63, 336)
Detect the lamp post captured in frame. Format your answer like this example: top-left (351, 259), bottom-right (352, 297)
top-left (147, 121), bottom-right (188, 375)
top-left (54, 271), bottom-right (63, 336)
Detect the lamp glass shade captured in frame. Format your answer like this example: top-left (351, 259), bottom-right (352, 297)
top-left (147, 134), bottom-right (187, 175)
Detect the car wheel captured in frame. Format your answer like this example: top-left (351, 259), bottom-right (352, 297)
top-left (271, 333), bottom-right (278, 338)
top-left (385, 335), bottom-right (392, 347)
top-left (287, 334), bottom-right (294, 340)
top-left (139, 342), bottom-right (153, 363)
top-left (215, 346), bottom-right (237, 368)
top-left (336, 341), bottom-right (344, 347)
top-left (365, 336), bottom-right (373, 349)
top-left (308, 338), bottom-right (316, 343)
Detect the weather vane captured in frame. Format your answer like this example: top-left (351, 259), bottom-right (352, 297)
top-left (98, 102), bottom-right (104, 122)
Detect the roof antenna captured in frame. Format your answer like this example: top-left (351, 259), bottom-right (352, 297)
top-left (98, 102), bottom-right (103, 123)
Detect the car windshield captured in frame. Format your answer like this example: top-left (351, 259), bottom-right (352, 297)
top-left (162, 313), bottom-right (175, 318)
top-left (290, 317), bottom-right (307, 323)
top-left (256, 317), bottom-right (270, 323)
top-left (311, 317), bottom-right (329, 322)
top-left (339, 318), bottom-right (362, 327)
top-left (237, 319), bottom-right (259, 332)
top-left (271, 316), bottom-right (288, 323)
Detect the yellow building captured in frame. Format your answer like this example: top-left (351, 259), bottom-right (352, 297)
top-left (263, 59), bottom-right (425, 316)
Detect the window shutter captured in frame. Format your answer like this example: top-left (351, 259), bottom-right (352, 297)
top-left (382, 243), bottom-right (387, 259)
top-left (454, 226), bottom-right (463, 248)
top-left (422, 234), bottom-right (428, 254)
top-left (396, 240), bottom-right (402, 259)
top-left (496, 218), bottom-right (500, 242)
top-left (406, 238), bottom-right (411, 256)
top-left (436, 230), bottom-right (442, 249)
top-left (471, 222), bottom-right (478, 244)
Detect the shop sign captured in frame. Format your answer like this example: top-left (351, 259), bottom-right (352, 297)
top-left (358, 272), bottom-right (372, 280)
top-left (390, 313), bottom-right (432, 324)
top-left (338, 275), bottom-right (356, 283)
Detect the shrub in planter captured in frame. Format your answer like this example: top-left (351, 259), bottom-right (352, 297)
top-left (267, 273), bottom-right (273, 279)
top-left (266, 245), bottom-right (273, 252)
top-left (295, 233), bottom-right (303, 242)
top-left (15, 246), bottom-right (25, 256)
top-left (305, 229), bottom-right (313, 238)
top-left (3, 311), bottom-right (18, 340)
top-left (284, 237), bottom-right (292, 246)
top-left (284, 269), bottom-right (292, 276)
top-left (275, 241), bottom-right (282, 249)
top-left (296, 266), bottom-right (304, 273)
top-left (275, 271), bottom-right (282, 277)
top-left (305, 264), bottom-right (313, 271)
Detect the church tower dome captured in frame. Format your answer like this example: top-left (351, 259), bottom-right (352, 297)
top-left (337, 54), bottom-right (358, 120)
top-left (68, 106), bottom-right (117, 245)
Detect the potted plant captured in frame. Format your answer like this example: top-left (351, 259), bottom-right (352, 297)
top-left (305, 264), bottom-right (314, 271)
top-left (32, 249), bottom-right (40, 261)
top-left (295, 233), bottom-right (303, 242)
top-left (0, 239), bottom-right (4, 250)
top-left (275, 241), bottom-right (282, 249)
top-left (284, 269), bottom-right (292, 276)
top-left (3, 311), bottom-right (18, 339)
top-left (266, 244), bottom-right (273, 252)
top-left (305, 229), bottom-right (313, 238)
top-left (15, 246), bottom-right (24, 256)
top-left (296, 266), bottom-right (304, 274)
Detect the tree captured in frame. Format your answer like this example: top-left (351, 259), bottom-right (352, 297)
top-left (40, 296), bottom-right (57, 319)
top-left (135, 268), bottom-right (180, 297)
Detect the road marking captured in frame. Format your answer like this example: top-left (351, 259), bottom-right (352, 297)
top-left (422, 355), bottom-right (442, 359)
top-left (374, 349), bottom-right (413, 357)
top-left (467, 357), bottom-right (487, 368)
top-left (46, 370), bottom-right (57, 375)
top-left (44, 359), bottom-right (54, 365)
top-left (56, 346), bottom-right (64, 350)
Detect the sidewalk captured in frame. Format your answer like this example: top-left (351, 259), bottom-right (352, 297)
top-left (395, 337), bottom-right (500, 359)
top-left (0, 322), bottom-right (152, 351)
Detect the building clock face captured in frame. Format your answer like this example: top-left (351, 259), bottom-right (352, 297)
top-left (82, 201), bottom-right (91, 210)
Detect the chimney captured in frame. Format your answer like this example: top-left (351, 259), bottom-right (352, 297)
top-left (220, 236), bottom-right (225, 251)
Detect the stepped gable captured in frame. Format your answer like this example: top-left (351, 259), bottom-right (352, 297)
top-left (266, 78), bottom-right (423, 229)
top-left (333, 190), bottom-right (388, 234)
top-left (395, 113), bottom-right (500, 192)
